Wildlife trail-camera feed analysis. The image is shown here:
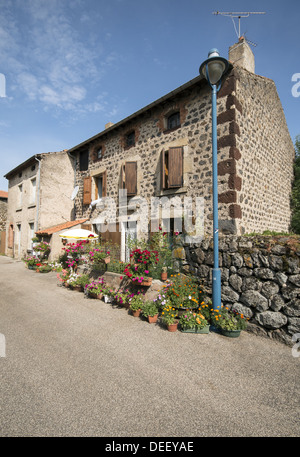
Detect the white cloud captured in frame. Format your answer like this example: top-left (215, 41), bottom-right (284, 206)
top-left (0, 0), bottom-right (116, 114)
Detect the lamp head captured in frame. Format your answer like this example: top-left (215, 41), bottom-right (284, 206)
top-left (199, 49), bottom-right (229, 86)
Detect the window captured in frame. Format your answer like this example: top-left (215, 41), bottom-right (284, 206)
top-left (125, 131), bottom-right (135, 148)
top-left (8, 224), bottom-right (14, 249)
top-left (79, 149), bottom-right (89, 171)
top-left (121, 162), bottom-right (137, 196)
top-left (97, 147), bottom-right (102, 160)
top-left (18, 184), bottom-right (23, 207)
top-left (94, 171), bottom-right (107, 200)
top-left (29, 222), bottom-right (35, 250)
top-left (161, 147), bottom-right (183, 189)
top-left (167, 112), bottom-right (180, 130)
top-left (30, 178), bottom-right (36, 204)
top-left (96, 176), bottom-right (103, 199)
top-left (16, 223), bottom-right (21, 256)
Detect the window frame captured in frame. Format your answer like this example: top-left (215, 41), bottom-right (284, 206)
top-left (166, 111), bottom-right (181, 131)
top-left (125, 131), bottom-right (135, 149)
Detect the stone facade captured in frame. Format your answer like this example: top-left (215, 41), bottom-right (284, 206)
top-left (0, 191), bottom-right (8, 254)
top-left (5, 151), bottom-right (75, 259)
top-left (183, 235), bottom-right (300, 346)
top-left (0, 192), bottom-right (8, 231)
top-left (68, 59), bottom-right (294, 260)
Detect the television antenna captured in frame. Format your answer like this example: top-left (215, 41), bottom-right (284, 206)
top-left (213, 11), bottom-right (266, 43)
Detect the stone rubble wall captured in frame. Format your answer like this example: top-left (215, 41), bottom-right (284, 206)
top-left (181, 235), bottom-right (300, 346)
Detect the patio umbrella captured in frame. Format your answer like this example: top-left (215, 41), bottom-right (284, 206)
top-left (59, 228), bottom-right (98, 240)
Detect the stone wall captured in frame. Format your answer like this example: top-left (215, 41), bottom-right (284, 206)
top-left (0, 199), bottom-right (7, 231)
top-left (182, 234), bottom-right (300, 346)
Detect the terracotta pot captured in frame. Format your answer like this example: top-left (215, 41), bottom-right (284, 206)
top-left (161, 272), bottom-right (168, 281)
top-left (73, 285), bottom-right (83, 292)
top-left (148, 314), bottom-right (158, 324)
top-left (167, 322), bottom-right (178, 332)
top-left (104, 256), bottom-right (110, 264)
top-left (131, 309), bottom-right (141, 317)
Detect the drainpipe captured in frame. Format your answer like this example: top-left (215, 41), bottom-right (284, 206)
top-left (67, 150), bottom-right (77, 221)
top-left (35, 156), bottom-right (42, 233)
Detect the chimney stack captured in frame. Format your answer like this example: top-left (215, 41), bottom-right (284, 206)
top-left (105, 122), bottom-right (114, 129)
top-left (228, 36), bottom-right (255, 73)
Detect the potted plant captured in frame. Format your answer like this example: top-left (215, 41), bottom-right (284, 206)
top-left (161, 266), bottom-right (168, 281)
top-left (129, 295), bottom-right (144, 317)
top-left (211, 306), bottom-right (248, 337)
top-left (32, 237), bottom-right (39, 248)
top-left (102, 287), bottom-right (115, 303)
top-left (71, 273), bottom-right (89, 291)
top-left (179, 310), bottom-right (209, 334)
top-left (57, 268), bottom-right (70, 285)
top-left (33, 241), bottom-right (51, 260)
top-left (161, 302), bottom-right (178, 331)
top-left (88, 245), bottom-right (110, 268)
top-left (114, 289), bottom-right (130, 308)
top-left (141, 300), bottom-right (159, 323)
top-left (162, 273), bottom-right (205, 315)
top-left (85, 279), bottom-right (105, 299)
top-left (123, 248), bottom-right (159, 286)
top-left (24, 255), bottom-right (39, 269)
top-left (37, 264), bottom-right (52, 273)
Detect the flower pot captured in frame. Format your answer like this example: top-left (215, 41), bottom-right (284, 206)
top-left (167, 322), bottom-right (178, 332)
top-left (161, 272), bottom-right (167, 281)
top-left (104, 256), bottom-right (111, 264)
top-left (89, 292), bottom-right (103, 299)
top-left (221, 329), bottom-right (241, 338)
top-left (181, 325), bottom-right (210, 334)
top-left (148, 314), bottom-right (158, 323)
top-left (73, 285), bottom-right (83, 292)
top-left (131, 309), bottom-right (141, 317)
top-left (104, 295), bottom-right (112, 303)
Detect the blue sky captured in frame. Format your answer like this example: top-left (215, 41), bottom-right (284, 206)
top-left (0, 0), bottom-right (299, 192)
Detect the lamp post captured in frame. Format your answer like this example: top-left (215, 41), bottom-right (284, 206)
top-left (199, 49), bottom-right (229, 311)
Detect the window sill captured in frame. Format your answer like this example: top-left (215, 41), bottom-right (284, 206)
top-left (163, 125), bottom-right (181, 135)
top-left (16, 207), bottom-right (22, 212)
top-left (28, 203), bottom-right (36, 208)
top-left (156, 186), bottom-right (187, 197)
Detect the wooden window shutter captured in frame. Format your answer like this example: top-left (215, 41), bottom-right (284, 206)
top-left (125, 162), bottom-right (137, 196)
top-left (161, 150), bottom-right (166, 190)
top-left (83, 176), bottom-right (92, 205)
top-left (168, 147), bottom-right (183, 188)
top-left (102, 170), bottom-right (107, 197)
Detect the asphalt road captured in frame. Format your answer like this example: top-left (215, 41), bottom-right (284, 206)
top-left (0, 256), bottom-right (299, 437)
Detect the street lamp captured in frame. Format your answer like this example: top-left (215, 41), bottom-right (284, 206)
top-left (199, 49), bottom-right (229, 311)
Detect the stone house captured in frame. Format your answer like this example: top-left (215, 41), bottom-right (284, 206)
top-left (66, 39), bottom-right (295, 261)
top-left (0, 190), bottom-right (8, 254)
top-left (4, 150), bottom-right (76, 260)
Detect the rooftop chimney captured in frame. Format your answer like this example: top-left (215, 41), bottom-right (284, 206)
top-left (105, 122), bottom-right (114, 129)
top-left (228, 36), bottom-right (255, 73)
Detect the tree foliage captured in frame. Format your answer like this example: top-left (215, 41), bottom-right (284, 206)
top-left (291, 135), bottom-right (300, 233)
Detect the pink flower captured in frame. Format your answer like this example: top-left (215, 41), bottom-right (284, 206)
top-left (144, 270), bottom-right (149, 274)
